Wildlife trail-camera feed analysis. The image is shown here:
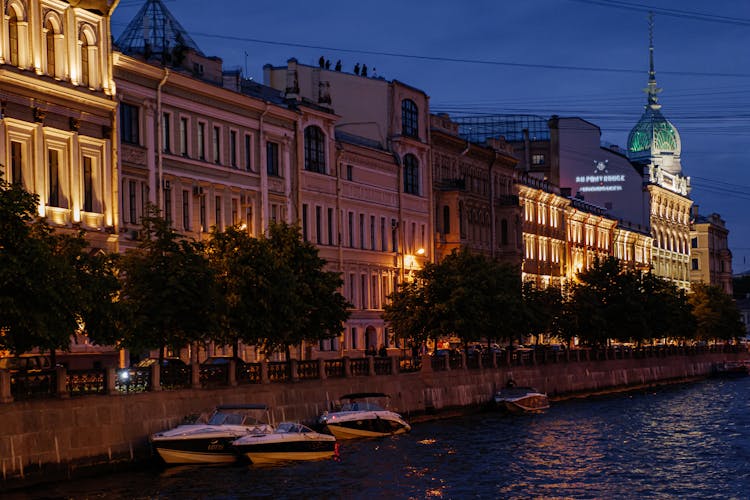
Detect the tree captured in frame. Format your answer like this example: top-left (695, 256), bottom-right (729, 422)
top-left (0, 177), bottom-right (80, 354)
top-left (254, 222), bottom-right (350, 357)
top-left (119, 205), bottom-right (218, 356)
top-left (384, 248), bottom-right (523, 350)
top-left (523, 282), bottom-right (563, 344)
top-left (689, 283), bottom-right (744, 342)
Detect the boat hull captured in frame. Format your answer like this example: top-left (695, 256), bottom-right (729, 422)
top-left (152, 437), bottom-right (239, 464)
top-left (323, 419), bottom-right (410, 439)
top-left (233, 435), bottom-right (337, 464)
top-left (494, 388), bottom-right (550, 413)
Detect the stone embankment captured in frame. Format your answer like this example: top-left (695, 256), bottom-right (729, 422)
top-left (0, 348), bottom-right (746, 488)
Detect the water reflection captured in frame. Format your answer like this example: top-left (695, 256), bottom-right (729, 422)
top-left (7, 378), bottom-right (750, 499)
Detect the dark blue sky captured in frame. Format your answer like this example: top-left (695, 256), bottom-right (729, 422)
top-left (113, 0), bottom-right (750, 274)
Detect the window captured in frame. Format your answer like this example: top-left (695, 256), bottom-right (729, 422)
top-left (531, 154), bottom-right (545, 165)
top-left (128, 180), bottom-right (137, 223)
top-left (403, 154), bottom-right (419, 195)
top-left (45, 21), bottom-right (56, 77)
top-left (348, 212), bottom-right (354, 247)
top-left (359, 214), bottom-right (365, 249)
top-left (199, 195), bottom-right (206, 231)
top-left (120, 103), bottom-right (139, 145)
top-left (48, 150), bottom-right (61, 207)
top-left (213, 126), bottom-right (221, 164)
top-left (164, 184), bottom-right (172, 223)
top-left (501, 219), bottom-right (508, 245)
top-left (350, 327), bottom-right (358, 350)
top-left (214, 196), bottom-right (222, 229)
top-left (692, 258), bottom-right (699, 271)
top-left (198, 122), bottom-right (206, 160)
top-left (316, 206), bottom-right (322, 243)
top-left (179, 117), bottom-right (188, 156)
top-left (83, 157), bottom-right (93, 212)
top-left (230, 131), bottom-right (237, 167)
top-left (370, 216), bottom-right (376, 250)
top-left (9, 10), bottom-right (19, 66)
top-left (11, 141), bottom-right (23, 186)
top-left (443, 206), bottom-right (450, 234)
top-left (245, 135), bottom-right (252, 171)
top-left (304, 126), bottom-right (326, 173)
top-left (231, 199), bottom-right (238, 225)
top-left (302, 204), bottom-right (309, 241)
top-left (327, 208), bottom-right (334, 245)
top-left (361, 275), bottom-right (367, 309)
top-left (162, 113), bottom-right (171, 153)
top-left (80, 34), bottom-right (90, 87)
top-left (182, 190), bottom-right (190, 230)
top-left (267, 142), bottom-right (279, 176)
top-left (381, 217), bottom-right (386, 251)
top-left (346, 165), bottom-right (353, 181)
top-left (691, 237), bottom-right (698, 248)
top-left (401, 99), bottom-right (418, 138)
top-left (391, 219), bottom-right (398, 252)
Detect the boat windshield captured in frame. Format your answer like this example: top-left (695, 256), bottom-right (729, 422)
top-left (276, 422), bottom-right (312, 434)
top-left (208, 412), bottom-right (246, 425)
top-left (341, 401), bottom-right (385, 412)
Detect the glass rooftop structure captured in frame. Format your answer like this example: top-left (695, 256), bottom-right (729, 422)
top-left (451, 114), bottom-right (550, 143)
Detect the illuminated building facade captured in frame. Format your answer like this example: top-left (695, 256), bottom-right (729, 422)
top-left (627, 18), bottom-right (692, 290)
top-left (430, 113), bottom-right (522, 265)
top-left (0, 0), bottom-right (119, 251)
top-left (263, 58), bottom-right (432, 356)
top-left (689, 208), bottom-right (733, 295)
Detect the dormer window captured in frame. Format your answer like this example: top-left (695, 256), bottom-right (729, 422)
top-left (401, 99), bottom-right (418, 138)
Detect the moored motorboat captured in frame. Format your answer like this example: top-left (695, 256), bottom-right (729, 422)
top-left (318, 392), bottom-right (411, 439)
top-left (494, 387), bottom-right (550, 413)
top-left (150, 404), bottom-right (274, 464)
top-left (711, 361), bottom-right (750, 378)
top-left (232, 422), bottom-right (337, 464)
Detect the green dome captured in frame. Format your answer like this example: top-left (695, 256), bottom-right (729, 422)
top-left (627, 106), bottom-right (681, 160)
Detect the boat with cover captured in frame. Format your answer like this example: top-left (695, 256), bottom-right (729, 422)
top-left (494, 386), bottom-right (550, 413)
top-left (232, 421), bottom-right (337, 464)
top-left (150, 404), bottom-right (274, 464)
top-left (318, 392), bottom-right (411, 439)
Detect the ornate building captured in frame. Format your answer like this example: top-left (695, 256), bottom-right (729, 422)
top-left (626, 17), bottom-right (692, 290)
top-left (263, 58), bottom-right (432, 356)
top-left (0, 0), bottom-right (119, 250)
top-left (430, 113), bottom-right (521, 265)
top-left (689, 208), bottom-right (733, 295)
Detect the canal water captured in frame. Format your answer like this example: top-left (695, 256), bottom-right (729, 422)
top-left (6, 377), bottom-right (750, 499)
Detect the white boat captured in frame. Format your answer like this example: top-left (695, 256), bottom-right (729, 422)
top-left (318, 392), bottom-right (411, 439)
top-left (232, 422), bottom-right (338, 464)
top-left (150, 404), bottom-right (274, 464)
top-left (494, 387), bottom-right (550, 413)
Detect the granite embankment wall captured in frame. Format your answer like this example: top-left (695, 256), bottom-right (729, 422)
top-left (0, 351), bottom-right (743, 486)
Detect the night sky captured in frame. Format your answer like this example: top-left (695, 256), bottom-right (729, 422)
top-left (112, 0), bottom-right (750, 273)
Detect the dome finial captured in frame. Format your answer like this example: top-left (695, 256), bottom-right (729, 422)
top-left (645, 11), bottom-right (662, 109)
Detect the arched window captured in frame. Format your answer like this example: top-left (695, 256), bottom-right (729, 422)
top-left (9, 10), bottom-right (19, 67)
top-left (442, 205), bottom-right (450, 234)
top-left (80, 33), bottom-right (90, 87)
top-left (403, 154), bottom-right (419, 195)
top-left (45, 21), bottom-right (55, 76)
top-left (401, 99), bottom-right (418, 138)
top-left (304, 126), bottom-right (326, 173)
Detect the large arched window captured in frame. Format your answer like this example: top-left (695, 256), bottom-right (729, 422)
top-left (45, 21), bottom-right (55, 76)
top-left (401, 99), bottom-right (418, 138)
top-left (304, 126), bottom-right (326, 173)
top-left (403, 154), bottom-right (419, 195)
top-left (8, 10), bottom-right (19, 66)
top-left (79, 32), bottom-right (90, 87)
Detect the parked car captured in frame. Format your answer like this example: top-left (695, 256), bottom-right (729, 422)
top-left (118, 357), bottom-right (187, 384)
top-left (0, 354), bottom-right (53, 372)
top-left (201, 356), bottom-right (246, 368)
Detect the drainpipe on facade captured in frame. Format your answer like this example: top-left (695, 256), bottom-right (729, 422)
top-left (156, 68), bottom-right (169, 210)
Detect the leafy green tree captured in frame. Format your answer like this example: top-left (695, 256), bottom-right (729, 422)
top-left (0, 177), bottom-right (80, 354)
top-left (639, 272), bottom-right (694, 344)
top-left (689, 283), bottom-right (744, 342)
top-left (384, 248), bottom-right (523, 350)
top-left (256, 222), bottom-right (350, 357)
top-left (523, 282), bottom-right (563, 344)
top-left (119, 204), bottom-right (218, 357)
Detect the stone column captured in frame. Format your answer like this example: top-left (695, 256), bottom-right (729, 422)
top-left (0, 370), bottom-right (13, 403)
top-left (368, 356), bottom-right (375, 377)
top-left (318, 359), bottom-right (327, 380)
top-left (420, 354), bottom-right (432, 373)
top-left (151, 364), bottom-right (162, 392)
top-left (228, 360), bottom-right (237, 387)
top-left (261, 359), bottom-right (270, 384)
top-left (56, 366), bottom-right (69, 399)
top-left (290, 359), bottom-right (300, 382)
top-left (343, 357), bottom-right (352, 378)
top-left (460, 352), bottom-right (467, 370)
top-left (191, 362), bottom-right (201, 389)
top-left (106, 367), bottom-right (117, 395)
top-left (390, 355), bottom-right (399, 375)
